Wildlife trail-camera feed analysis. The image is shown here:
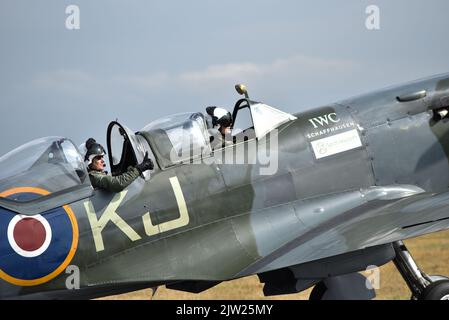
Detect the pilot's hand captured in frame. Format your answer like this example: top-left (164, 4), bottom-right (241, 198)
top-left (136, 152), bottom-right (154, 173)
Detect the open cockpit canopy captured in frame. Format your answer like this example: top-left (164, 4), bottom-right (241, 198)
top-left (139, 112), bottom-right (211, 169)
top-left (136, 102), bottom-right (297, 169)
top-left (0, 137), bottom-right (91, 206)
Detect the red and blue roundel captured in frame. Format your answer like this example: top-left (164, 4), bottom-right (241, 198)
top-left (0, 187), bottom-right (78, 286)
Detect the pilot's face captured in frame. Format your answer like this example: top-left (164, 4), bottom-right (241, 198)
top-left (91, 155), bottom-right (106, 172)
top-left (220, 126), bottom-right (232, 135)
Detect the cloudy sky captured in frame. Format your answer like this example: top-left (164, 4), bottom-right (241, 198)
top-left (1, 0), bottom-right (449, 155)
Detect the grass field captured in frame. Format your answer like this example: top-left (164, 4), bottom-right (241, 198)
top-left (100, 229), bottom-right (449, 300)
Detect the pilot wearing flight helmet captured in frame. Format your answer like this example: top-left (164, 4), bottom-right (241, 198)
top-left (206, 106), bottom-right (233, 149)
top-left (84, 138), bottom-right (154, 192)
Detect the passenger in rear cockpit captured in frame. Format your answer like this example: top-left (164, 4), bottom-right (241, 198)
top-left (206, 106), bottom-right (233, 150)
top-left (84, 138), bottom-right (154, 192)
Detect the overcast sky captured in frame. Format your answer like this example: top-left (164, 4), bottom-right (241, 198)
top-left (1, 0), bottom-right (449, 155)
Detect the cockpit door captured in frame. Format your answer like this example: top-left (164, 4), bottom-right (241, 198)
top-left (106, 121), bottom-right (146, 178)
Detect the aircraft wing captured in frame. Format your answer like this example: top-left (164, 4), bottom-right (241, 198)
top-left (237, 184), bottom-right (449, 276)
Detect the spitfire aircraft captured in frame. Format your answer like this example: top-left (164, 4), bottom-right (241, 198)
top-left (2, 73), bottom-right (449, 300)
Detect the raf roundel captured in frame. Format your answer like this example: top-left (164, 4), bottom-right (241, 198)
top-left (0, 187), bottom-right (78, 286)
top-left (7, 214), bottom-right (52, 258)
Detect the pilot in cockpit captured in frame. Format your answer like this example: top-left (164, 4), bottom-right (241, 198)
top-left (205, 106), bottom-right (233, 150)
top-left (83, 138), bottom-right (153, 192)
